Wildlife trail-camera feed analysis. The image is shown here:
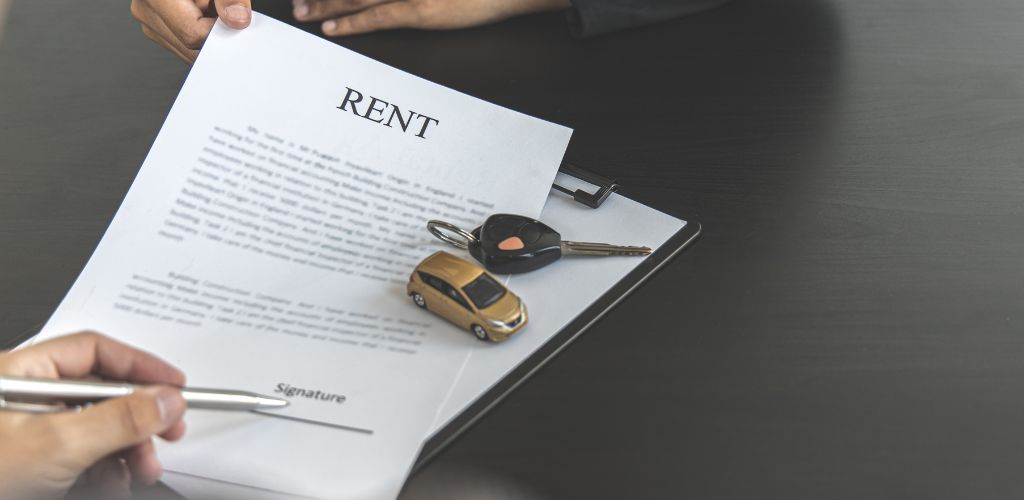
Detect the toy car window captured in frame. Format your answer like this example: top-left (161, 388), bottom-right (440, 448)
top-left (418, 272), bottom-right (445, 292)
top-left (443, 283), bottom-right (473, 311)
top-left (462, 273), bottom-right (506, 309)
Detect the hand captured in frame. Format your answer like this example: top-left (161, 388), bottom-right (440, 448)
top-left (0, 332), bottom-right (187, 500)
top-left (292, 0), bottom-right (572, 37)
top-left (131, 0), bottom-right (253, 64)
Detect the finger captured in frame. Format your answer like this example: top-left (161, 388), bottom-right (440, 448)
top-left (322, 2), bottom-right (421, 36)
top-left (133, 1), bottom-right (198, 63)
top-left (293, 0), bottom-right (393, 22)
top-left (160, 417), bottom-right (187, 441)
top-left (141, 24), bottom-right (172, 50)
top-left (145, 7), bottom-right (202, 63)
top-left (46, 386), bottom-right (186, 470)
top-left (126, 440), bottom-right (164, 486)
top-left (213, 0), bottom-right (252, 29)
top-left (194, 0), bottom-right (215, 16)
top-left (143, 24), bottom-right (198, 64)
top-left (148, 0), bottom-right (216, 50)
top-left (2, 331), bottom-right (185, 385)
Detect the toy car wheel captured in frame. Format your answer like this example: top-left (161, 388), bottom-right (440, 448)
top-left (411, 293), bottom-right (426, 308)
top-left (471, 324), bottom-right (489, 341)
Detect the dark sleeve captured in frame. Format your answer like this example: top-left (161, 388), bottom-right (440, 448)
top-left (565, 0), bottom-right (731, 38)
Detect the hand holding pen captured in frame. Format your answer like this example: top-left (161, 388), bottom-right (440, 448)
top-left (0, 332), bottom-right (192, 499)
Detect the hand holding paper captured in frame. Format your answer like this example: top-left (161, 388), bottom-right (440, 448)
top-left (130, 0), bottom-right (574, 63)
top-left (131, 0), bottom-right (252, 63)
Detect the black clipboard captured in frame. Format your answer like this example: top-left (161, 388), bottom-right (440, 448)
top-left (413, 163), bottom-right (702, 470)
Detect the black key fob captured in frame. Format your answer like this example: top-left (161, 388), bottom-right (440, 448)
top-left (469, 214), bottom-right (562, 274)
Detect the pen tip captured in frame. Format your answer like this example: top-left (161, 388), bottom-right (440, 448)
top-left (259, 397), bottom-right (289, 409)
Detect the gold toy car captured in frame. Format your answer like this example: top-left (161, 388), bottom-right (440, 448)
top-left (407, 251), bottom-right (527, 342)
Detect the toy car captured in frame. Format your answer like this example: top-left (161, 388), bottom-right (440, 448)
top-left (407, 251), bottom-right (527, 342)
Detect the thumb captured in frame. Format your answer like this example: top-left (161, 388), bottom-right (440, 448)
top-left (214, 0), bottom-right (253, 29)
top-left (50, 387), bottom-right (186, 469)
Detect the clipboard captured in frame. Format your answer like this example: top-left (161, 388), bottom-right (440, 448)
top-left (12, 159), bottom-right (698, 499)
top-left (414, 162), bottom-right (702, 470)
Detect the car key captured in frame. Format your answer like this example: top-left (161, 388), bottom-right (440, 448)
top-left (469, 214), bottom-right (652, 274)
top-left (427, 214), bottom-right (652, 274)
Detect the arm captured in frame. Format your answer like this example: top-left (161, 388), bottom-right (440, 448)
top-left (293, 0), bottom-right (572, 36)
top-left (294, 0), bottom-right (729, 37)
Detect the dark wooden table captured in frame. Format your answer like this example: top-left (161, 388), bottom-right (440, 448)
top-left (2, 0), bottom-right (1023, 498)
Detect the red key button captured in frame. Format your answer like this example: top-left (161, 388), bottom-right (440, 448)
top-left (498, 236), bottom-right (525, 251)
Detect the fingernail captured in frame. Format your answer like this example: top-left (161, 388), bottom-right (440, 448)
top-left (323, 20), bottom-right (337, 33)
top-left (145, 387), bottom-right (185, 428)
top-left (294, 5), bottom-right (309, 18)
top-left (224, 4), bottom-right (251, 25)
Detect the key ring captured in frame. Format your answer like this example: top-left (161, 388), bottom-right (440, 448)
top-left (426, 220), bottom-right (477, 250)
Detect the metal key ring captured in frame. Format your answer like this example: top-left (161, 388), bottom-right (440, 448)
top-left (427, 220), bottom-right (477, 250)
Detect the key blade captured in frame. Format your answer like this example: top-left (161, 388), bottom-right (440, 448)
top-left (560, 241), bottom-right (653, 257)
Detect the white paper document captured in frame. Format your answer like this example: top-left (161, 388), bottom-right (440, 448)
top-left (34, 13), bottom-right (570, 500)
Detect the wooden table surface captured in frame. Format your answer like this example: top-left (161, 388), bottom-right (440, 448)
top-left (2, 0), bottom-right (1022, 498)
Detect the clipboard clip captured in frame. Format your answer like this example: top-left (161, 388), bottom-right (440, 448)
top-left (552, 161), bottom-right (620, 209)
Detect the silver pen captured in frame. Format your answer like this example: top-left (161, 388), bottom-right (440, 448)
top-left (0, 375), bottom-right (289, 413)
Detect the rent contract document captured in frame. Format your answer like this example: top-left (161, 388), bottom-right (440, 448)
top-left (33, 13), bottom-right (571, 500)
